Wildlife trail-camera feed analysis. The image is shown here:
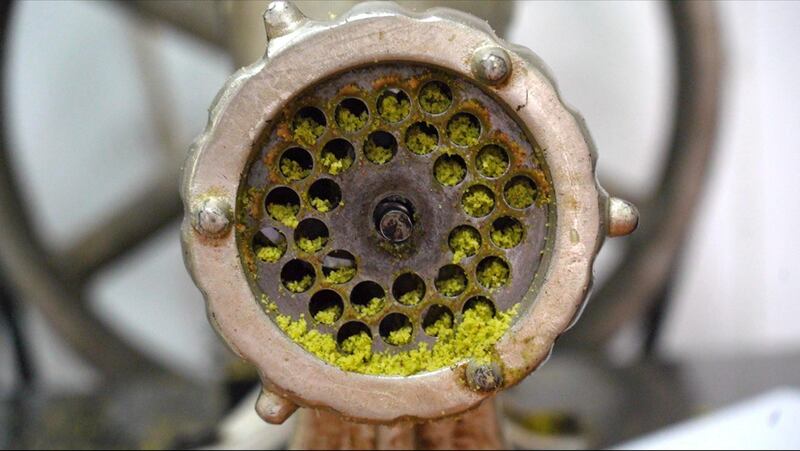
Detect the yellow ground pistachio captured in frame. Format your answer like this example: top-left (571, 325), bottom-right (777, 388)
top-left (272, 302), bottom-right (518, 376)
top-left (354, 297), bottom-right (385, 318)
top-left (297, 236), bottom-right (327, 253)
top-left (447, 115), bottom-right (480, 147)
top-left (398, 286), bottom-right (424, 306)
top-left (424, 313), bottom-right (453, 337)
top-left (449, 227), bottom-right (481, 263)
top-left (505, 179), bottom-right (537, 209)
top-left (267, 203), bottom-right (299, 228)
top-left (406, 125), bottom-right (438, 155)
top-left (379, 94), bottom-right (410, 122)
top-left (365, 141), bottom-right (394, 164)
top-left (293, 117), bottom-right (325, 146)
top-left (434, 154), bottom-right (466, 186)
top-left (436, 271), bottom-right (467, 296)
top-left (280, 157), bottom-right (310, 181)
top-left (285, 274), bottom-right (314, 293)
top-left (313, 305), bottom-right (341, 325)
top-left (477, 259), bottom-right (510, 289)
top-left (462, 186), bottom-right (495, 217)
top-left (419, 83), bottom-right (451, 114)
top-left (385, 325), bottom-right (413, 346)
top-left (477, 145), bottom-right (509, 178)
top-left (310, 197), bottom-right (333, 212)
top-left (336, 106), bottom-right (368, 132)
top-left (325, 266), bottom-right (356, 284)
top-left (256, 245), bottom-right (283, 263)
top-left (490, 220), bottom-right (523, 249)
top-left (320, 150), bottom-right (353, 175)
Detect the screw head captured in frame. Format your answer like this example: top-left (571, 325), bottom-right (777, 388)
top-left (472, 47), bottom-right (511, 85)
top-left (194, 197), bottom-right (232, 237)
top-left (465, 360), bottom-right (503, 392)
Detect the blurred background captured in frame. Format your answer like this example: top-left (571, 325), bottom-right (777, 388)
top-left (0, 0), bottom-right (798, 449)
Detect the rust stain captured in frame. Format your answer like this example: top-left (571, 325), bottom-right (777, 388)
top-left (338, 83), bottom-right (362, 97)
top-left (372, 74), bottom-right (402, 91)
top-left (276, 121), bottom-right (292, 141)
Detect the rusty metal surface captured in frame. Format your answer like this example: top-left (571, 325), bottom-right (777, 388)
top-left (237, 63), bottom-right (550, 352)
top-left (181, 2), bottom-right (619, 424)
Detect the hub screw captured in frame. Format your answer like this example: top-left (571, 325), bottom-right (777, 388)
top-left (374, 197), bottom-right (415, 243)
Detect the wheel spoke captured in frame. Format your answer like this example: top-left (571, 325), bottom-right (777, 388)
top-left (57, 174), bottom-right (182, 284)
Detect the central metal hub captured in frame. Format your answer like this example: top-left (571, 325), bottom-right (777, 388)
top-left (374, 196), bottom-right (415, 243)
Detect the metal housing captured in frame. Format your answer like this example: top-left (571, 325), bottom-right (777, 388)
top-left (181, 1), bottom-right (630, 424)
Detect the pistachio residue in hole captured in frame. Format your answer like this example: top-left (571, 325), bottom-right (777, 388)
top-left (314, 306), bottom-right (340, 325)
top-left (355, 296), bottom-right (385, 318)
top-left (490, 216), bottom-right (524, 249)
top-left (380, 313), bottom-right (413, 346)
top-left (449, 225), bottom-right (482, 263)
top-left (405, 122), bottom-right (438, 155)
top-left (308, 179), bottom-right (342, 213)
top-left (393, 273), bottom-right (426, 306)
top-left (463, 296), bottom-right (497, 317)
top-left (435, 265), bottom-right (468, 297)
top-left (320, 138), bottom-right (354, 175)
top-left (422, 305), bottom-right (454, 337)
top-left (297, 236), bottom-right (326, 253)
top-left (351, 281), bottom-right (387, 319)
top-left (447, 113), bottom-right (481, 147)
top-left (336, 98), bottom-right (369, 133)
top-left (279, 147), bottom-right (313, 181)
top-left (476, 145), bottom-right (509, 178)
top-left (505, 176), bottom-right (538, 209)
top-left (295, 219), bottom-right (329, 253)
top-left (364, 131), bottom-right (397, 165)
top-left (292, 107), bottom-right (326, 146)
top-left (434, 153), bottom-right (466, 186)
top-left (419, 81), bottom-right (452, 114)
top-left (285, 275), bottom-right (314, 293)
top-left (462, 184), bottom-right (495, 217)
top-left (273, 293), bottom-right (519, 375)
top-left (398, 286), bottom-right (424, 306)
top-left (337, 321), bottom-right (373, 355)
top-left (323, 251), bottom-right (357, 284)
top-left (267, 204), bottom-right (299, 228)
top-left (377, 89), bottom-right (410, 122)
top-left (477, 257), bottom-right (510, 290)
top-left (253, 227), bottom-right (286, 263)
top-left (265, 187), bottom-right (301, 228)
top-left (281, 259), bottom-right (316, 293)
top-left (310, 290), bottom-right (344, 325)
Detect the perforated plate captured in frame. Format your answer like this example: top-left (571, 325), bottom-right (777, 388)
top-left (236, 63), bottom-right (553, 365)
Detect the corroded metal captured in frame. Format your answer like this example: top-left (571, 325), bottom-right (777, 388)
top-left (181, 1), bottom-right (630, 424)
top-left (236, 63), bottom-right (550, 351)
